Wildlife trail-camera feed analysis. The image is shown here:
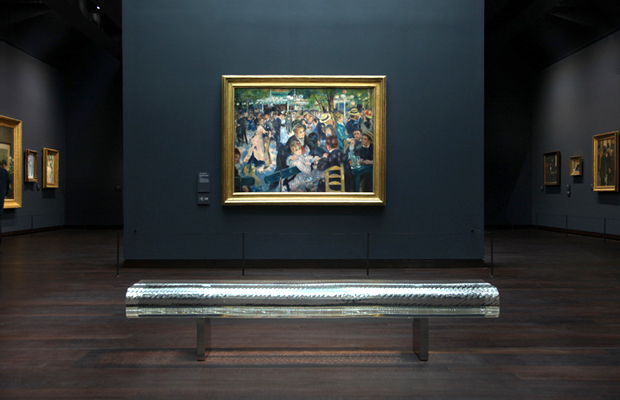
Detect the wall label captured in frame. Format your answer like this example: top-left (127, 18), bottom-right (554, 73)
top-left (198, 172), bottom-right (210, 193)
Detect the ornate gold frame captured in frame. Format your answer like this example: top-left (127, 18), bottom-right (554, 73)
top-left (592, 131), bottom-right (618, 192)
top-left (24, 149), bottom-right (38, 182)
top-left (543, 151), bottom-right (561, 186)
top-left (221, 75), bottom-right (386, 205)
top-left (0, 115), bottom-right (23, 209)
top-left (569, 155), bottom-right (582, 177)
top-left (42, 147), bottom-right (59, 189)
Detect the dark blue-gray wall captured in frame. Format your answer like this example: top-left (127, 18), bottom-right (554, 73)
top-left (485, 43), bottom-right (535, 226)
top-left (0, 41), bottom-right (66, 232)
top-left (531, 31), bottom-right (620, 235)
top-left (123, 0), bottom-right (485, 260)
top-left (63, 50), bottom-right (123, 227)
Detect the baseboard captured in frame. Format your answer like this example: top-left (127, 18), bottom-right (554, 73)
top-left (484, 224), bottom-right (535, 230)
top-left (122, 259), bottom-right (485, 268)
top-left (2, 226), bottom-right (63, 236)
top-left (63, 225), bottom-right (123, 230)
top-left (484, 224), bottom-right (619, 241)
top-left (2, 225), bottom-right (123, 237)
top-left (534, 225), bottom-right (620, 241)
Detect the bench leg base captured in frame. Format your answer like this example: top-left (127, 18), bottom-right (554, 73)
top-left (197, 318), bottom-right (211, 361)
top-left (413, 318), bottom-right (429, 361)
top-left (196, 317), bottom-right (428, 362)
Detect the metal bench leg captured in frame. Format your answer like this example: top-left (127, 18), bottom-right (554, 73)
top-left (413, 318), bottom-right (429, 361)
top-left (197, 318), bottom-right (211, 361)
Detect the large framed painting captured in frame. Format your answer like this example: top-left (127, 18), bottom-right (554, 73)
top-left (24, 149), bottom-right (38, 182)
top-left (221, 75), bottom-right (386, 205)
top-left (0, 116), bottom-right (22, 208)
top-left (42, 147), bottom-right (59, 189)
top-left (543, 151), bottom-right (560, 186)
top-left (592, 131), bottom-right (618, 192)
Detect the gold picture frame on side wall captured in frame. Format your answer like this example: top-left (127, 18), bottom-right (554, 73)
top-left (569, 156), bottom-right (583, 176)
top-left (0, 116), bottom-right (23, 208)
top-left (25, 149), bottom-right (38, 182)
top-left (543, 151), bottom-right (560, 186)
top-left (592, 131), bottom-right (618, 192)
top-left (221, 75), bottom-right (386, 205)
top-left (42, 147), bottom-right (59, 189)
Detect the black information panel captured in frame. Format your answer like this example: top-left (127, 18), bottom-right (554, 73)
top-left (197, 172), bottom-right (210, 193)
top-left (197, 193), bottom-right (210, 205)
top-left (197, 173), bottom-right (210, 205)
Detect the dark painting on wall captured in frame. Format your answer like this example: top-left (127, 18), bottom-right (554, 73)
top-left (569, 155), bottom-right (582, 177)
top-left (593, 131), bottom-right (618, 192)
top-left (543, 151), bottom-right (560, 186)
top-left (0, 116), bottom-right (22, 208)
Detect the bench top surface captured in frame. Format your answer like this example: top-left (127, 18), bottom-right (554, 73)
top-left (126, 280), bottom-right (499, 319)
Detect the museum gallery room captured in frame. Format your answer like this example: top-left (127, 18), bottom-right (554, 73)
top-left (1, 0), bottom-right (620, 398)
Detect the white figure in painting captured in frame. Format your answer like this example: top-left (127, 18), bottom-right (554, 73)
top-left (47, 155), bottom-right (54, 184)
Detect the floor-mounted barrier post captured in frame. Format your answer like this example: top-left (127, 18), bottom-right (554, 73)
top-left (242, 232), bottom-right (245, 277)
top-left (491, 231), bottom-right (494, 277)
top-left (366, 233), bottom-right (370, 277)
top-left (116, 231), bottom-right (121, 277)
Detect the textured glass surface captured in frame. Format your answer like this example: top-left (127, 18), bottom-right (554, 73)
top-left (126, 280), bottom-right (500, 319)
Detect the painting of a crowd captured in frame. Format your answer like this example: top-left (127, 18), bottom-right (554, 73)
top-left (233, 88), bottom-right (375, 193)
top-left (593, 131), bottom-right (618, 190)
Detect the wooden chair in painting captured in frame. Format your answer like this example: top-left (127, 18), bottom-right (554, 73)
top-left (325, 164), bottom-right (345, 192)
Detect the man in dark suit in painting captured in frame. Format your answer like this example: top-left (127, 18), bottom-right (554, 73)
top-left (600, 146), bottom-right (610, 186)
top-left (316, 135), bottom-right (353, 192)
top-left (600, 144), bottom-right (615, 186)
top-left (0, 159), bottom-right (11, 244)
top-left (607, 145), bottom-right (615, 185)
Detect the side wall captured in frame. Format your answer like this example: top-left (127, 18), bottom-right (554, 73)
top-left (485, 44), bottom-right (534, 226)
top-left (531, 31), bottom-right (620, 235)
top-left (0, 41), bottom-right (66, 232)
top-left (123, 0), bottom-right (485, 260)
top-left (0, 41), bottom-right (123, 232)
top-left (63, 49), bottom-right (123, 227)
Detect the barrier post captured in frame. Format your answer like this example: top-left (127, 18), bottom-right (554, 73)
top-left (491, 231), bottom-right (494, 277)
top-left (366, 233), bottom-right (370, 277)
top-left (116, 231), bottom-right (121, 277)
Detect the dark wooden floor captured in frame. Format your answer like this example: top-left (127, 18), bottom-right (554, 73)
top-left (1, 229), bottom-right (619, 399)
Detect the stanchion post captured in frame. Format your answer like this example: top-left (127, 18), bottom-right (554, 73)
top-left (491, 231), bottom-right (494, 277)
top-left (116, 231), bottom-right (120, 277)
top-left (242, 232), bottom-right (245, 277)
top-left (366, 232), bottom-right (370, 277)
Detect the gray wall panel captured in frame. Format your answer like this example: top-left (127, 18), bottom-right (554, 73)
top-left (123, 0), bottom-right (484, 260)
